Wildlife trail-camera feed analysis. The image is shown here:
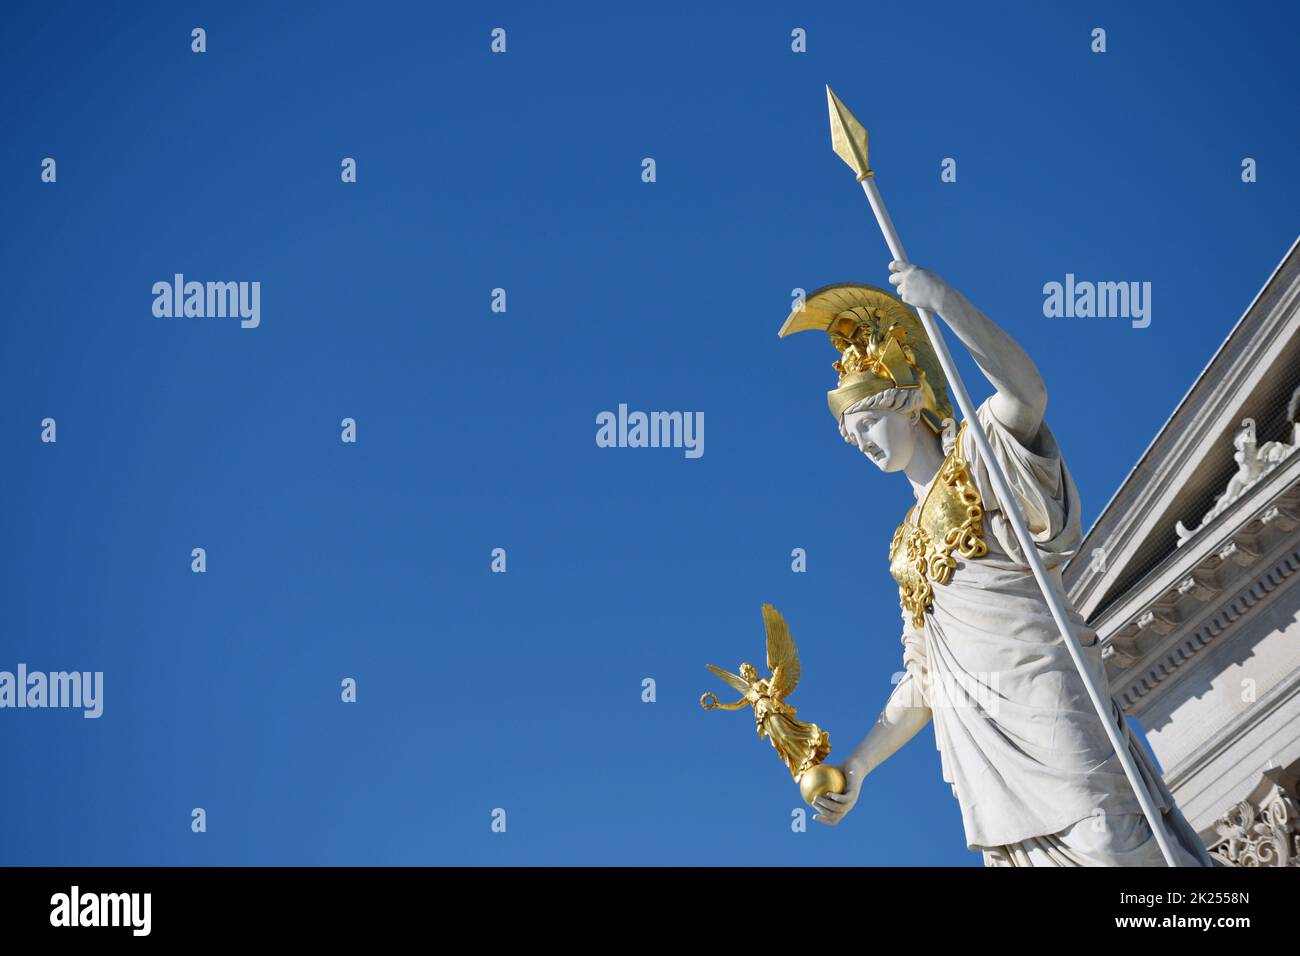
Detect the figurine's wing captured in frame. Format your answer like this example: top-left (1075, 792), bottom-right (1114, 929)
top-left (706, 664), bottom-right (752, 696)
top-left (763, 603), bottom-right (800, 698)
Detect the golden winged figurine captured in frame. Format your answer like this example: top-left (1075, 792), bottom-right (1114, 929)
top-left (702, 603), bottom-right (833, 782)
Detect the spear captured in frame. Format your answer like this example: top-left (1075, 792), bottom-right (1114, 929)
top-left (824, 85), bottom-right (1185, 866)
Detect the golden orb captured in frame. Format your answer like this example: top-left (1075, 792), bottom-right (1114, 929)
top-left (799, 764), bottom-right (846, 806)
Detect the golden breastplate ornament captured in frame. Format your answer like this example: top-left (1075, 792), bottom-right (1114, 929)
top-left (888, 423), bottom-right (988, 627)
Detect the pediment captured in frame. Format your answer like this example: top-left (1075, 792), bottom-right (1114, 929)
top-left (1065, 238), bottom-right (1300, 621)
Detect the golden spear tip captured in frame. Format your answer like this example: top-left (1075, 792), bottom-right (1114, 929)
top-left (825, 85), bottom-right (871, 181)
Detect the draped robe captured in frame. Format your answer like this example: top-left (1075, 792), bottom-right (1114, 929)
top-left (897, 398), bottom-right (1214, 866)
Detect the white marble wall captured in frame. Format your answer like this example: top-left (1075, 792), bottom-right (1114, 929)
top-left (1144, 575), bottom-right (1300, 833)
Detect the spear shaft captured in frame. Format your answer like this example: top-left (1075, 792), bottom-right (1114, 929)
top-left (825, 86), bottom-right (1184, 867)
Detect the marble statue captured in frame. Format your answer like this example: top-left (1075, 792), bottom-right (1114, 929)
top-left (779, 263), bottom-right (1217, 866)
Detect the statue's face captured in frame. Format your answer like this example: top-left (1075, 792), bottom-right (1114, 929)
top-left (843, 407), bottom-right (917, 473)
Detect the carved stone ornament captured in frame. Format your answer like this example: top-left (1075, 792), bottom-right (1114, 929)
top-left (1208, 771), bottom-right (1300, 867)
top-left (1176, 404), bottom-right (1300, 546)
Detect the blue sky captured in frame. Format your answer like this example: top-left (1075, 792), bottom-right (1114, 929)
top-left (1, 1), bottom-right (1296, 865)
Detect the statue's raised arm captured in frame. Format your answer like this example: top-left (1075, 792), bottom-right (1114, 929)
top-left (700, 664), bottom-right (755, 711)
top-left (886, 260), bottom-right (1047, 444)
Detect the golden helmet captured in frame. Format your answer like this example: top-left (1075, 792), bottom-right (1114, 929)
top-left (779, 283), bottom-right (953, 433)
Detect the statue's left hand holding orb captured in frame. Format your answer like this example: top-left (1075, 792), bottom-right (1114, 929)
top-left (810, 763), bottom-right (864, 826)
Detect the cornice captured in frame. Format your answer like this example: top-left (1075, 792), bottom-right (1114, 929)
top-left (1095, 461), bottom-right (1300, 715)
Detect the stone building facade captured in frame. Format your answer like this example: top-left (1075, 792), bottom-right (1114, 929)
top-left (1063, 238), bottom-right (1300, 867)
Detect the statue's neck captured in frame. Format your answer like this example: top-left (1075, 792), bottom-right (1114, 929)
top-left (904, 432), bottom-right (947, 501)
